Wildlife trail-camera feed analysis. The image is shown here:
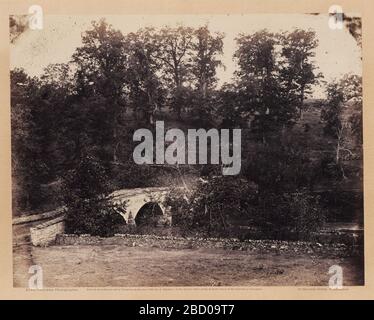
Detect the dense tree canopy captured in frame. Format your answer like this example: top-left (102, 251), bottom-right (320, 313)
top-left (11, 20), bottom-right (362, 236)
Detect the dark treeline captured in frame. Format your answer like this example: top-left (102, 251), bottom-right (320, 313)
top-left (11, 19), bottom-right (362, 238)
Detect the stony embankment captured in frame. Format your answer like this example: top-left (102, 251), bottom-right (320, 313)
top-left (55, 233), bottom-right (362, 257)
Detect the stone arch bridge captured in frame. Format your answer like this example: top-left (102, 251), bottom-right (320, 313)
top-left (111, 187), bottom-right (172, 226)
top-left (14, 187), bottom-right (175, 246)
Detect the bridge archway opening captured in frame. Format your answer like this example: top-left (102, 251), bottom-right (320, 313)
top-left (135, 202), bottom-right (164, 226)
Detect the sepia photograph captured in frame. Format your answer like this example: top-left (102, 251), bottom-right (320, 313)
top-left (10, 12), bottom-right (364, 288)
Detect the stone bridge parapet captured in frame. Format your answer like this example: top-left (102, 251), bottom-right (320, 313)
top-left (19, 187), bottom-right (174, 246)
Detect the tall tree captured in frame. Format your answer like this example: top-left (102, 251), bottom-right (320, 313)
top-left (38, 63), bottom-right (77, 171)
top-left (279, 29), bottom-right (321, 117)
top-left (156, 25), bottom-right (194, 119)
top-left (125, 28), bottom-right (166, 125)
top-left (72, 19), bottom-right (128, 162)
top-left (321, 74), bottom-right (362, 179)
top-left (234, 30), bottom-right (297, 143)
top-left (10, 69), bottom-right (51, 209)
top-left (191, 25), bottom-right (224, 96)
top-left (190, 25), bottom-right (224, 121)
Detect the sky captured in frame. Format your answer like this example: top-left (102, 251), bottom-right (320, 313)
top-left (10, 14), bottom-right (362, 98)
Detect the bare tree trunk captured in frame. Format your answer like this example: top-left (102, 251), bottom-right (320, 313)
top-left (147, 91), bottom-right (156, 125)
top-left (113, 116), bottom-right (118, 162)
top-left (299, 86), bottom-right (305, 119)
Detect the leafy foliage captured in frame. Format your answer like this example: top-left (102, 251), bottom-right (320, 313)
top-left (10, 20), bottom-right (362, 239)
top-left (165, 177), bottom-right (257, 236)
top-left (244, 139), bottom-right (316, 193)
top-left (321, 74), bottom-right (363, 179)
top-left (232, 29), bottom-right (322, 142)
top-left (62, 154), bottom-right (126, 236)
top-left (254, 192), bottom-right (326, 240)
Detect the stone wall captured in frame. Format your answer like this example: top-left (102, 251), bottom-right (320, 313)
top-left (13, 207), bottom-right (65, 225)
top-left (30, 216), bottom-right (65, 246)
top-left (55, 233), bottom-right (360, 257)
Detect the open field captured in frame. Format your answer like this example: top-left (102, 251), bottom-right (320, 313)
top-left (13, 244), bottom-right (364, 287)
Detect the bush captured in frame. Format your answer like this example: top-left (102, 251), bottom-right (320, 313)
top-left (62, 154), bottom-right (126, 237)
top-left (165, 176), bottom-right (325, 240)
top-left (164, 176), bottom-right (258, 237)
top-left (254, 192), bottom-right (326, 240)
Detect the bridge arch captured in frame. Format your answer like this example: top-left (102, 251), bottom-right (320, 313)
top-left (135, 202), bottom-right (164, 226)
top-left (112, 187), bottom-right (171, 226)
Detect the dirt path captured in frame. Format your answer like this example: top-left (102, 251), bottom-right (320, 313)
top-left (13, 244), bottom-right (364, 287)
